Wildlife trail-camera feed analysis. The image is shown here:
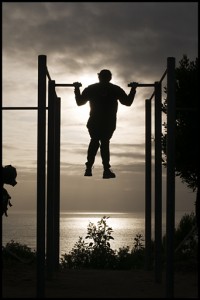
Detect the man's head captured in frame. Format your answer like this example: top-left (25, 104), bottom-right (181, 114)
top-left (98, 69), bottom-right (112, 83)
top-left (2, 165), bottom-right (17, 186)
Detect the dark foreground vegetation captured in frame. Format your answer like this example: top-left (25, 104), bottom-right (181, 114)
top-left (2, 213), bottom-right (198, 272)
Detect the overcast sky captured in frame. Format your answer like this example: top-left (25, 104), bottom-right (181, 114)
top-left (2, 2), bottom-right (198, 213)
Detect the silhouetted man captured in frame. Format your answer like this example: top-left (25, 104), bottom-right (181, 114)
top-left (74, 69), bottom-right (137, 179)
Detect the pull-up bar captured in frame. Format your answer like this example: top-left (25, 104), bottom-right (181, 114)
top-left (55, 83), bottom-right (82, 87)
top-left (128, 69), bottom-right (167, 101)
top-left (128, 82), bottom-right (155, 87)
top-left (2, 83), bottom-right (82, 111)
top-left (56, 82), bottom-right (152, 88)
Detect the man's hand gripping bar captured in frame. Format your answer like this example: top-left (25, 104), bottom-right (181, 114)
top-left (73, 82), bottom-right (82, 88)
top-left (128, 82), bottom-right (139, 88)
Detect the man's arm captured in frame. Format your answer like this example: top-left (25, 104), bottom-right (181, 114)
top-left (118, 85), bottom-right (137, 106)
top-left (73, 82), bottom-right (88, 106)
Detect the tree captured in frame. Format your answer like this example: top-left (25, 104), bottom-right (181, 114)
top-left (162, 55), bottom-right (199, 223)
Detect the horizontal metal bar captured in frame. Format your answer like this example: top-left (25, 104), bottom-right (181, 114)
top-left (55, 83), bottom-right (82, 87)
top-left (2, 107), bottom-right (48, 110)
top-left (128, 83), bottom-right (155, 87)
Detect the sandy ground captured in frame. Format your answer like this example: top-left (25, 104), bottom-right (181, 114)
top-left (2, 261), bottom-right (198, 298)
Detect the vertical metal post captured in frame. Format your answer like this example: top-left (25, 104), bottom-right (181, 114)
top-left (37, 55), bottom-right (47, 297)
top-left (166, 57), bottom-right (176, 298)
top-left (54, 97), bottom-right (61, 270)
top-left (46, 80), bottom-right (56, 279)
top-left (145, 99), bottom-right (152, 270)
top-left (0, 48), bottom-right (3, 299)
top-left (154, 81), bottom-right (162, 283)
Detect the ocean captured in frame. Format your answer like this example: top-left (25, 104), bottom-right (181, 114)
top-left (2, 210), bottom-right (192, 257)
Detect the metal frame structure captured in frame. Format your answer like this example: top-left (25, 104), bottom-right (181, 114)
top-left (1, 55), bottom-right (175, 298)
top-left (36, 55), bottom-right (82, 296)
top-left (129, 58), bottom-right (175, 297)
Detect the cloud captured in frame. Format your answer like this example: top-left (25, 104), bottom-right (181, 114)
top-left (3, 3), bottom-right (198, 79)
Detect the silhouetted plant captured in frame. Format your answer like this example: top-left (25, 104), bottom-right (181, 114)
top-left (4, 213), bottom-right (196, 271)
top-left (161, 55), bottom-right (199, 224)
top-left (60, 216), bottom-right (147, 270)
top-left (61, 213), bottom-right (198, 271)
top-left (162, 212), bottom-right (198, 271)
top-left (130, 233), bottom-right (145, 269)
top-left (116, 246), bottom-right (131, 269)
top-left (60, 237), bottom-right (90, 269)
top-left (85, 216), bottom-right (117, 269)
top-left (133, 233), bottom-right (144, 251)
top-left (86, 216), bottom-right (114, 249)
top-left (60, 216), bottom-right (117, 269)
top-left (2, 240), bottom-right (36, 264)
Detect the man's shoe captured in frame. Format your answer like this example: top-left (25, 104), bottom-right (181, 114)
top-left (103, 169), bottom-right (116, 179)
top-left (84, 168), bottom-right (92, 176)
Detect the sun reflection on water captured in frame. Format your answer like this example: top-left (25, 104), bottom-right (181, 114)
top-left (60, 211), bottom-right (145, 255)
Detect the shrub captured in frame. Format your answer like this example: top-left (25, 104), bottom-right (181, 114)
top-left (116, 246), bottom-right (131, 269)
top-left (60, 216), bottom-right (145, 270)
top-left (162, 212), bottom-right (198, 271)
top-left (85, 216), bottom-right (117, 269)
top-left (61, 216), bottom-right (117, 269)
top-left (2, 240), bottom-right (36, 264)
top-left (60, 236), bottom-right (91, 269)
top-left (4, 213), bottom-right (197, 271)
top-left (130, 233), bottom-right (145, 269)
